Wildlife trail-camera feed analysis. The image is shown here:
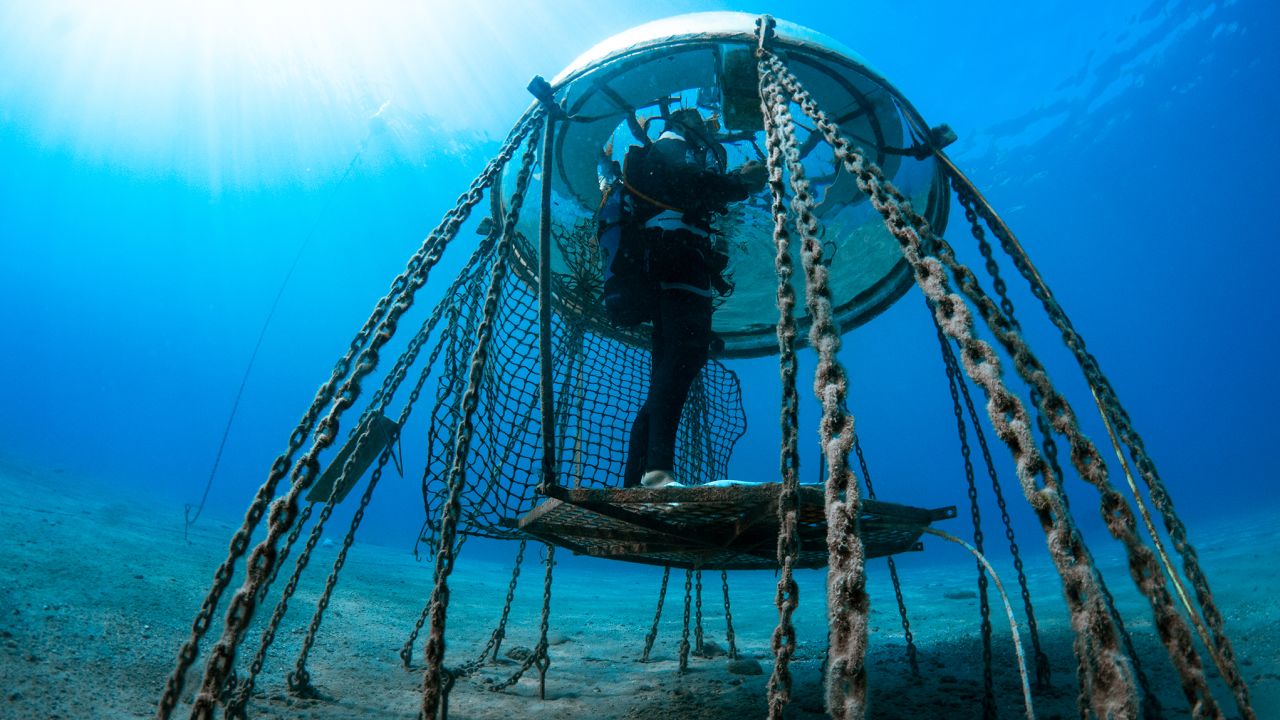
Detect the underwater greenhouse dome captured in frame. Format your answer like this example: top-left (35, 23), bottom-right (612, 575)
top-left (501, 13), bottom-right (951, 356)
top-left (138, 11), bottom-right (1259, 720)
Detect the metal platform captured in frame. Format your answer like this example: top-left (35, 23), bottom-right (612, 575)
top-left (509, 484), bottom-right (955, 570)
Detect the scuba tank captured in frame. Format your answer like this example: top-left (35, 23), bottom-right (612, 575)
top-left (597, 154), bottom-right (654, 327)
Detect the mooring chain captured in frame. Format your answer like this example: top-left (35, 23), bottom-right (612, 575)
top-left (852, 435), bottom-right (919, 676)
top-left (226, 422), bottom-right (398, 714)
top-left (757, 23), bottom-right (803, 719)
top-left (160, 208), bottom-right (430, 718)
top-left (536, 545), bottom-right (555, 696)
top-left (290, 439), bottom-right (398, 694)
top-left (679, 568), bottom-right (693, 674)
top-left (694, 569), bottom-right (705, 655)
top-left (369, 233), bottom-right (501, 417)
top-left (415, 303), bottom-right (463, 563)
top-left (936, 325), bottom-right (996, 718)
top-left (260, 503), bottom-right (313, 595)
top-left (1091, 552), bottom-right (1166, 719)
top-left (925, 221), bottom-right (1223, 717)
top-left (218, 499), bottom-right (313, 716)
top-left (418, 302), bottom-right (478, 559)
top-left (955, 189), bottom-right (1070, 511)
top-left (960, 294), bottom-right (1155, 708)
top-left (943, 309), bottom-right (1052, 689)
top-left (402, 312), bottom-right (476, 667)
top-left (952, 171), bottom-right (1253, 720)
top-left (302, 294), bottom-right (479, 687)
top-left (942, 209), bottom-right (1209, 715)
top-left (758, 18), bottom-right (869, 719)
top-left (757, 42), bottom-right (1141, 718)
top-left (159, 460), bottom-right (308, 717)
top-left (167, 151), bottom-right (495, 714)
top-left (641, 567), bottom-right (671, 663)
top-left (889, 109), bottom-right (1221, 717)
top-left (177, 109), bottom-right (543, 720)
top-left (721, 571), bottom-right (738, 660)
top-left (420, 122), bottom-right (544, 720)
top-left (485, 545), bottom-right (556, 696)
top-left (488, 539), bottom-right (527, 662)
top-left (449, 539), bottom-right (528, 679)
top-left (956, 188), bottom-right (1016, 322)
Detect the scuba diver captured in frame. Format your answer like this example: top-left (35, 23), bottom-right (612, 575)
top-left (612, 107), bottom-right (768, 488)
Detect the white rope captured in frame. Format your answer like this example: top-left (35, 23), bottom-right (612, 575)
top-left (924, 527), bottom-right (1036, 720)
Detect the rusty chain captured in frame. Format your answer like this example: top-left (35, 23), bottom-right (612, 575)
top-left (757, 19), bottom-right (803, 717)
top-left (430, 539), bottom-right (528, 682)
top-left (757, 35), bottom-right (1143, 718)
top-left (174, 108), bottom-right (541, 720)
top-left (484, 544), bottom-right (555, 696)
top-left (852, 435), bottom-right (919, 676)
top-left (758, 17), bottom-right (868, 719)
top-left (289, 328), bottom-right (451, 696)
top-left (641, 567), bottom-right (671, 663)
top-left (936, 323), bottom-right (996, 718)
top-left (720, 571), bottom-right (738, 660)
top-left (678, 568), bottom-right (693, 673)
top-left (949, 167), bottom-right (1252, 720)
top-left (489, 540), bottom-right (527, 663)
top-left (758, 23), bottom-right (803, 717)
top-left (419, 120), bottom-right (543, 719)
top-left (926, 205), bottom-right (1222, 717)
top-left (287, 440), bottom-right (395, 696)
top-left (225, 422), bottom-right (397, 715)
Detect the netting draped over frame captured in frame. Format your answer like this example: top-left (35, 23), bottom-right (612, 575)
top-left (417, 219), bottom-right (747, 540)
top-left (157, 12), bottom-right (1256, 720)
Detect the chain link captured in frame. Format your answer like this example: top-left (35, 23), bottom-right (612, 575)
top-left (937, 324), bottom-right (996, 718)
top-left (420, 120), bottom-right (543, 719)
top-left (956, 189), bottom-right (1056, 688)
top-left (694, 569), bottom-right (704, 656)
top-left (176, 108), bottom-right (542, 720)
top-left (720, 571), bottom-right (738, 660)
top-left (227, 438), bottom-right (392, 713)
top-left (952, 167), bottom-right (1252, 719)
top-left (642, 567), bottom-right (671, 663)
top-left (930, 181), bottom-right (1224, 716)
top-left (757, 37), bottom-right (1144, 718)
top-left (853, 435), bottom-right (919, 676)
top-left (290, 444), bottom-right (405, 695)
top-left (484, 544), bottom-right (555, 695)
top-left (958, 183), bottom-right (1169, 711)
top-left (758, 17), bottom-right (869, 718)
top-left (757, 19), bottom-right (803, 719)
top-left (679, 568), bottom-right (693, 674)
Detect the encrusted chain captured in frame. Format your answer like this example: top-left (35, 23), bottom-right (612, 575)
top-left (936, 325), bottom-right (996, 718)
top-left (758, 17), bottom-right (803, 718)
top-left (757, 37), bottom-right (1142, 718)
top-left (758, 18), bottom-right (868, 718)
top-left (420, 120), bottom-right (544, 718)
top-left (948, 166), bottom-right (1252, 720)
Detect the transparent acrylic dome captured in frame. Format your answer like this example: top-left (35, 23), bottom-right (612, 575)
top-left (500, 12), bottom-right (948, 358)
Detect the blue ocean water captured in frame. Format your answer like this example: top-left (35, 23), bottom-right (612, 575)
top-left (2, 0), bottom-right (1273, 547)
top-left (0, 1), bottom-right (1276, 715)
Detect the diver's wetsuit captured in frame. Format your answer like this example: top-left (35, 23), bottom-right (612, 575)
top-left (621, 127), bottom-right (753, 488)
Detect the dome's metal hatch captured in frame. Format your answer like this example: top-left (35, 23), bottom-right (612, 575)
top-left (501, 12), bottom-right (948, 357)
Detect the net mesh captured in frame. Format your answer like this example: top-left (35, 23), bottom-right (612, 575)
top-left (413, 216), bottom-right (747, 540)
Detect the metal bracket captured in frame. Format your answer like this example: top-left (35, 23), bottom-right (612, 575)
top-left (527, 75), bottom-right (568, 120)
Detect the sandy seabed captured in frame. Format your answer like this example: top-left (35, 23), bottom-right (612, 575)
top-left (1, 457), bottom-right (1276, 720)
